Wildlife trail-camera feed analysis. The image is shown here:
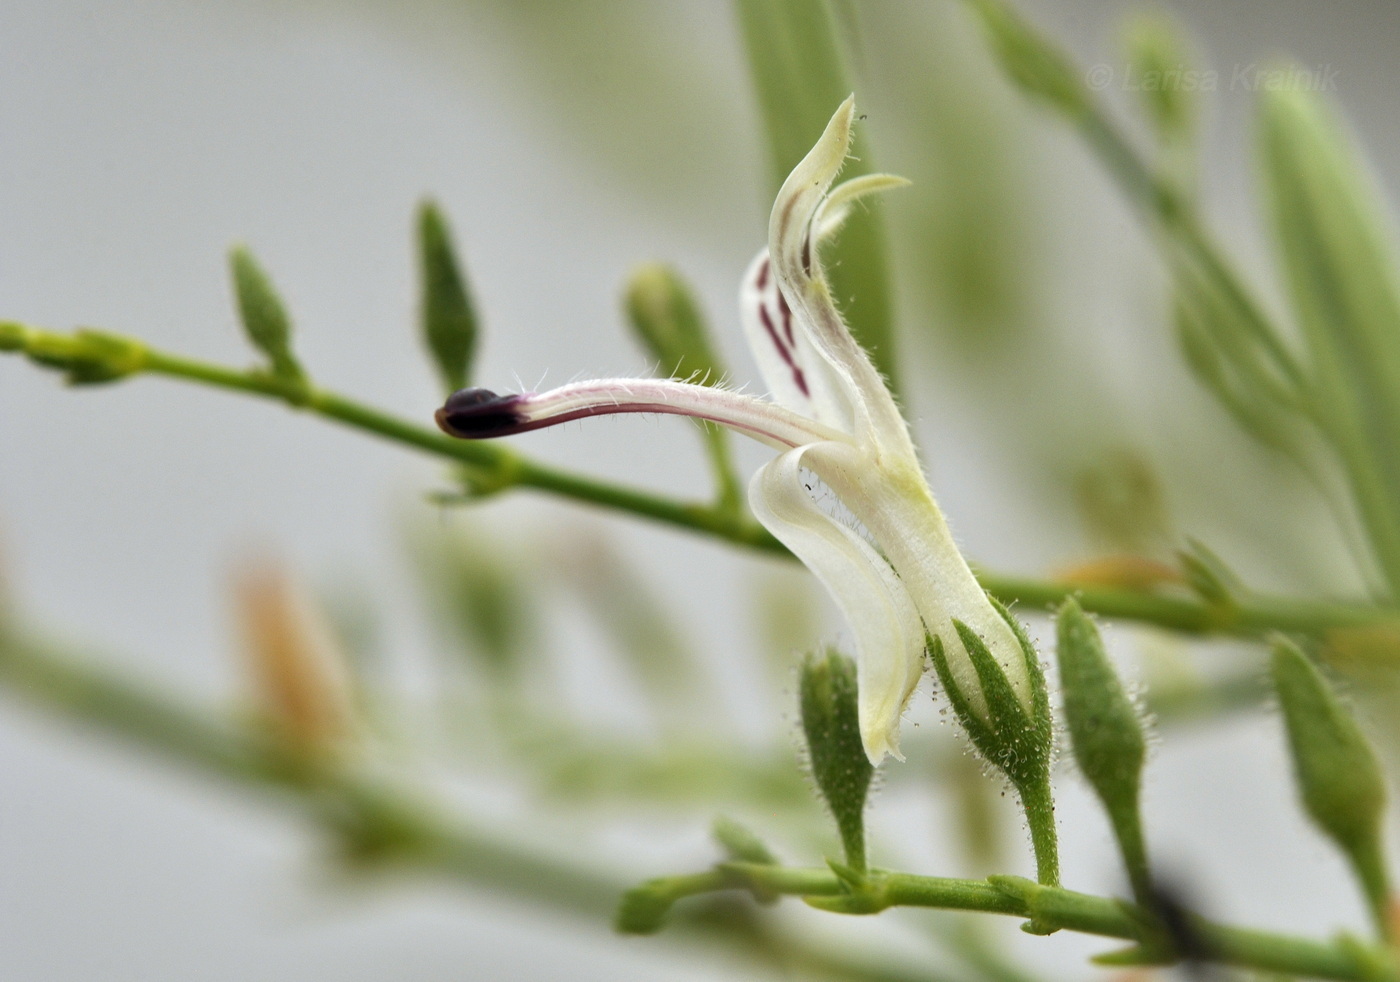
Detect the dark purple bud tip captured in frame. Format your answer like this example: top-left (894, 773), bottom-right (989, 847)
top-left (436, 387), bottom-right (528, 438)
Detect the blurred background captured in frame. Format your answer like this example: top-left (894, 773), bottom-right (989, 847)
top-left (3, 1), bottom-right (1400, 979)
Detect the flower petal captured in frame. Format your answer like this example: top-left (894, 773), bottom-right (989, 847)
top-left (739, 247), bottom-right (855, 432)
top-left (767, 99), bottom-right (914, 455)
top-left (436, 378), bottom-right (848, 450)
top-left (750, 445), bottom-right (926, 763)
top-left (802, 443), bottom-right (1032, 721)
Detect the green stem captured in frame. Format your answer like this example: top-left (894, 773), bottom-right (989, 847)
top-left (7, 325), bottom-right (1400, 639)
top-left (1346, 834), bottom-right (1394, 942)
top-left (711, 864), bottom-right (1395, 981)
top-left (0, 624), bottom-right (960, 982)
top-left (1105, 797), bottom-right (1153, 907)
top-left (1015, 777), bottom-right (1059, 887)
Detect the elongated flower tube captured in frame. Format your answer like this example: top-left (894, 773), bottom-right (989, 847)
top-left (437, 98), bottom-right (1032, 763)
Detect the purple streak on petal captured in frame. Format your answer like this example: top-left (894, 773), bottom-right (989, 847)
top-left (758, 302), bottom-right (810, 397)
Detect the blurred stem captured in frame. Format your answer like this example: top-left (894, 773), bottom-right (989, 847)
top-left (6, 326), bottom-right (1400, 640)
top-left (0, 624), bottom-right (966, 982)
top-left (700, 423), bottom-right (744, 516)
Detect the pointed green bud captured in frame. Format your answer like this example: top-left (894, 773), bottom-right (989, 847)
top-left (1121, 11), bottom-right (1197, 148)
top-left (0, 321), bottom-right (25, 352)
top-left (416, 201), bottom-right (479, 394)
top-left (1271, 638), bottom-right (1391, 934)
top-left (711, 815), bottom-right (777, 867)
top-left (1056, 599), bottom-right (1151, 902)
top-left (712, 816), bottom-right (777, 903)
top-left (229, 246), bottom-right (303, 383)
top-left (799, 649), bottom-right (874, 873)
top-left (932, 601), bottom-right (1059, 885)
top-left (614, 880), bottom-right (674, 935)
top-left (965, 0), bottom-right (1089, 118)
top-left (623, 264), bottom-right (727, 384)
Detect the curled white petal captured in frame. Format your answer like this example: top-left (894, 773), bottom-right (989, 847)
top-left (814, 174), bottom-right (913, 242)
top-left (750, 445), bottom-right (927, 764)
top-left (766, 98), bottom-right (915, 456)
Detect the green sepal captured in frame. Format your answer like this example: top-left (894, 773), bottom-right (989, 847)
top-left (940, 606), bottom-right (1053, 792)
top-left (1056, 599), bottom-right (1151, 901)
top-left (934, 603), bottom-right (1059, 885)
top-left (229, 245), bottom-right (304, 384)
top-left (23, 329), bottom-right (148, 385)
top-left (623, 264), bottom-right (727, 384)
top-left (416, 201), bottom-right (479, 394)
top-left (799, 648), bottom-right (875, 873)
top-left (1271, 637), bottom-right (1391, 931)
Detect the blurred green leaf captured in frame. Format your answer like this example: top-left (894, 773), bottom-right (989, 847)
top-left (229, 245), bottom-right (303, 383)
top-left (735, 0), bottom-right (900, 394)
top-left (417, 201), bottom-right (480, 394)
top-left (1259, 86), bottom-right (1400, 594)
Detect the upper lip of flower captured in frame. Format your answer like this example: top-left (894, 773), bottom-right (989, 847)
top-left (435, 96), bottom-right (1031, 764)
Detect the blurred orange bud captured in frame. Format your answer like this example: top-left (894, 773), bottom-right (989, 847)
top-left (1054, 555), bottom-right (1183, 593)
top-left (235, 559), bottom-right (356, 757)
top-left (1321, 623), bottom-right (1400, 680)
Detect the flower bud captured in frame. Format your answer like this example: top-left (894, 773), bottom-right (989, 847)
top-left (236, 560), bottom-right (356, 758)
top-left (24, 329), bottom-right (148, 385)
top-left (966, 0), bottom-right (1090, 118)
top-left (623, 264), bottom-right (726, 385)
top-left (800, 649), bottom-right (875, 873)
top-left (1272, 637), bottom-right (1391, 932)
top-left (417, 201), bottom-right (479, 394)
top-left (1122, 11), bottom-right (1197, 148)
top-left (229, 245), bottom-right (303, 384)
top-left (1055, 599), bottom-right (1151, 900)
top-left (932, 600), bottom-right (1059, 885)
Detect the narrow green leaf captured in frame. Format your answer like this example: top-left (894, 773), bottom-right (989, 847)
top-left (799, 648), bottom-right (874, 873)
top-left (417, 201), bottom-right (479, 394)
top-left (1271, 637), bottom-right (1391, 935)
top-left (229, 246), bottom-right (303, 383)
top-left (734, 0), bottom-right (900, 394)
top-left (1259, 86), bottom-right (1400, 593)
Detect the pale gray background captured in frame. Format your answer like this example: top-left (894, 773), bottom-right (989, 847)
top-left (3, 1), bottom-right (1399, 979)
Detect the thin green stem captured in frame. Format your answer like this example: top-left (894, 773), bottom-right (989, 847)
top-left (7, 324), bottom-right (1400, 639)
top-left (709, 864), bottom-right (1395, 981)
top-left (1015, 777), bottom-right (1059, 888)
top-left (1105, 797), bottom-right (1153, 907)
top-left (1346, 834), bottom-right (1394, 942)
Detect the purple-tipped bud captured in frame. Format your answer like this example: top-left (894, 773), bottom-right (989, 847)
top-left (436, 387), bottom-right (528, 438)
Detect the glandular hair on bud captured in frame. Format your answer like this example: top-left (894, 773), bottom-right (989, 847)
top-left (624, 264), bottom-right (726, 385)
top-left (800, 649), bottom-right (874, 873)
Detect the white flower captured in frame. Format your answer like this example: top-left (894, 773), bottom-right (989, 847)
top-left (436, 97), bottom-right (1031, 763)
